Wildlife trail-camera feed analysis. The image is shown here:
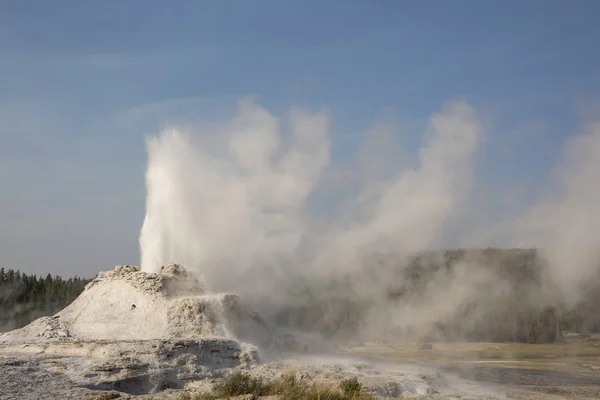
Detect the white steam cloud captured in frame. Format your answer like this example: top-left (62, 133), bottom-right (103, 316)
top-left (316, 101), bottom-right (481, 268)
top-left (140, 99), bottom-right (480, 281)
top-left (140, 98), bottom-right (331, 289)
top-left (139, 97), bottom-right (600, 339)
top-left (510, 121), bottom-right (600, 303)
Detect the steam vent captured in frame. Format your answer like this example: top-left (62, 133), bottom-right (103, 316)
top-left (0, 264), bottom-right (282, 394)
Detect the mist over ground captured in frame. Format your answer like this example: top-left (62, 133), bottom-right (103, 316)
top-left (138, 97), bottom-right (600, 343)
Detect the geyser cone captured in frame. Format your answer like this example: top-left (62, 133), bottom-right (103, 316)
top-left (1, 264), bottom-right (272, 347)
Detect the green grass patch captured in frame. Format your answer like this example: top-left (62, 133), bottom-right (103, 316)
top-left (339, 377), bottom-right (362, 397)
top-left (84, 393), bottom-right (124, 400)
top-left (182, 371), bottom-right (375, 400)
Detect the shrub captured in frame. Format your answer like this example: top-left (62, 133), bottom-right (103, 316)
top-left (214, 371), bottom-right (272, 397)
top-left (201, 371), bottom-right (373, 400)
top-left (340, 377), bottom-right (363, 397)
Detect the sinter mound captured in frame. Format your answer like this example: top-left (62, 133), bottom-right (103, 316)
top-left (0, 264), bottom-right (280, 394)
top-left (2, 264), bottom-right (271, 345)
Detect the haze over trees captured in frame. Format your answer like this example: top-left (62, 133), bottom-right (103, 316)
top-left (275, 248), bottom-right (600, 344)
top-left (1, 248), bottom-right (599, 343)
top-left (0, 268), bottom-right (90, 332)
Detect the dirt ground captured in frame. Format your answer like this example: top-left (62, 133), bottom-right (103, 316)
top-left (341, 334), bottom-right (600, 400)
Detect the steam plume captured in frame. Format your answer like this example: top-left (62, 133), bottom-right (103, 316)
top-left (139, 98), bottom-right (331, 290)
top-left (139, 97), bottom-right (600, 341)
top-left (512, 121), bottom-right (600, 304)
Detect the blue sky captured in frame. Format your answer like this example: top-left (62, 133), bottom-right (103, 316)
top-left (1, 1), bottom-right (599, 277)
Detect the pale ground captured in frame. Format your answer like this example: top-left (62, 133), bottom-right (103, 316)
top-left (2, 335), bottom-right (600, 399)
top-left (340, 334), bottom-right (600, 400)
top-left (0, 343), bottom-right (510, 400)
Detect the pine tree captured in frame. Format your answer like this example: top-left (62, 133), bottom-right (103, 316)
top-left (0, 269), bottom-right (93, 332)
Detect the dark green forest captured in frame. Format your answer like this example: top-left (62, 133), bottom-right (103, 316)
top-left (0, 268), bottom-right (91, 332)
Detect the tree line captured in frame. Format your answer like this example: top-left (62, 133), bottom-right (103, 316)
top-left (0, 268), bottom-right (91, 332)
top-left (273, 248), bottom-right (600, 344)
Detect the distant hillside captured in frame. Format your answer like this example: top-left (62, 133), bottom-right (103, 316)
top-left (272, 248), bottom-right (600, 343)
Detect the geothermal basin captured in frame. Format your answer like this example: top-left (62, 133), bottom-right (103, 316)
top-left (0, 264), bottom-right (516, 399)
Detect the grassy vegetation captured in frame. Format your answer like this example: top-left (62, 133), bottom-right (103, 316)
top-left (179, 371), bottom-right (376, 400)
top-left (83, 392), bottom-right (125, 400)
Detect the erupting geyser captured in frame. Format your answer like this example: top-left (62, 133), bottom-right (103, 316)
top-left (138, 98), bottom-right (332, 285)
top-left (0, 99), bottom-right (336, 395)
top-left (0, 98), bottom-right (533, 399)
top-left (0, 263), bottom-right (294, 394)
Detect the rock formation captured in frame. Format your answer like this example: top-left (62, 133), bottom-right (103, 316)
top-left (0, 264), bottom-right (272, 394)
